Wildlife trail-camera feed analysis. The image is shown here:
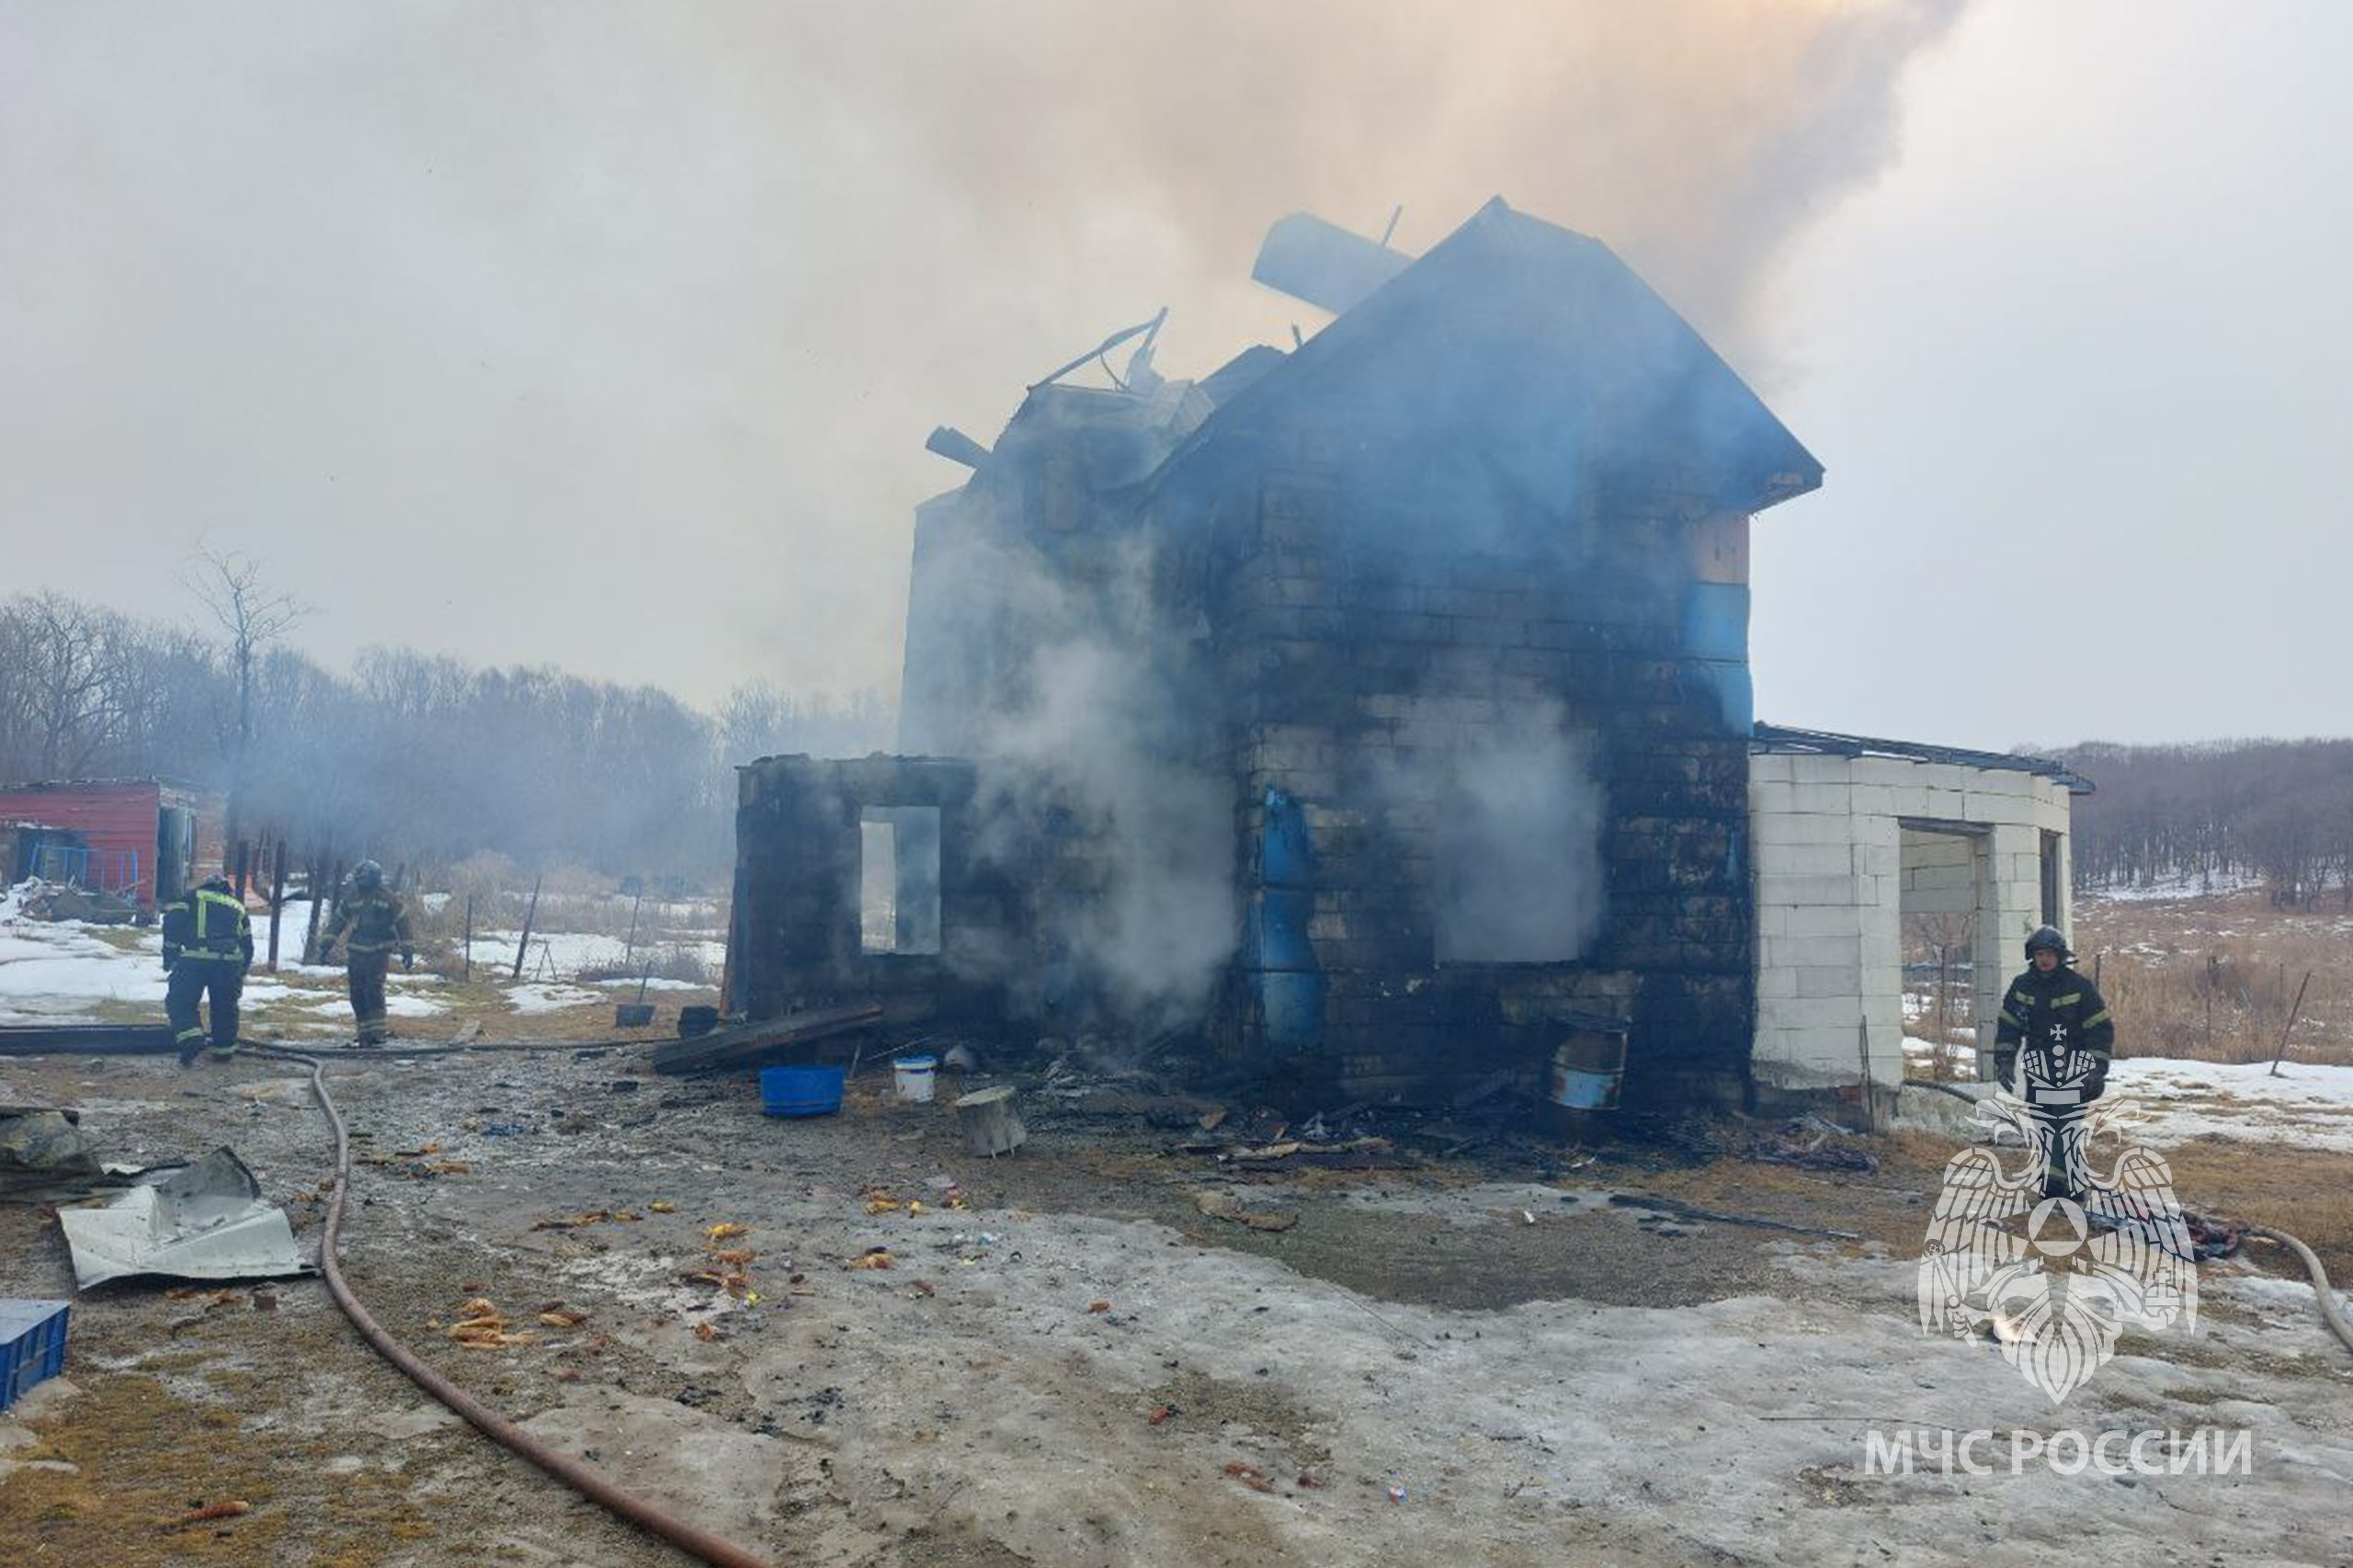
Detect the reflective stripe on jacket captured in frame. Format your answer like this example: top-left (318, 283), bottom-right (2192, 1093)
top-left (1994, 964), bottom-right (2115, 1058)
top-left (324, 890), bottom-right (413, 955)
top-left (163, 887), bottom-right (254, 966)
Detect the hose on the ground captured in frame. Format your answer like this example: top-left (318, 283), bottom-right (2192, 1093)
top-left (315, 1036), bottom-right (643, 1055)
top-left (28, 1030), bottom-right (2349, 1492)
top-left (255, 1047), bottom-right (784, 1568)
top-left (1902, 1079), bottom-right (2352, 1357)
top-left (2245, 1225), bottom-right (2353, 1357)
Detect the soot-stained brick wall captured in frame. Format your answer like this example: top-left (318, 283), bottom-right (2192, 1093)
top-left (1158, 409), bottom-right (1759, 1110)
top-left (730, 754), bottom-right (1145, 1040)
top-left (748, 203), bottom-right (1820, 1111)
top-left (730, 756), bottom-right (1020, 1027)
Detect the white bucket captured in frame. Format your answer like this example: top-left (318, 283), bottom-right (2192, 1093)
top-left (893, 1054), bottom-right (938, 1103)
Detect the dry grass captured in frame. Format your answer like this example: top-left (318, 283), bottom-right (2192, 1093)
top-left (2155, 1136), bottom-right (2353, 1281)
top-left (2074, 889), bottom-right (2353, 1065)
top-left (575, 942), bottom-right (715, 985)
top-left (1639, 1116), bottom-right (2353, 1293)
top-left (1872, 1119), bottom-right (2353, 1290)
top-left (0, 1371), bottom-right (296, 1565)
top-left (0, 1363), bottom-right (463, 1568)
top-left (1896, 888), bottom-right (2353, 1068)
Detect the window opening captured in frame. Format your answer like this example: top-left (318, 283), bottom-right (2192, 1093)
top-left (859, 806), bottom-right (941, 955)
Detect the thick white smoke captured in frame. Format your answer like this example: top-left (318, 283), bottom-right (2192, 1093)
top-left (980, 633), bottom-right (1236, 1029)
top-left (1371, 698), bottom-right (1609, 965)
top-left (2, 2), bottom-right (1967, 701)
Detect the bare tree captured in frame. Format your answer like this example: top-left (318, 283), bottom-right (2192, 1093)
top-left (5, 584), bottom-right (881, 891)
top-left (184, 547), bottom-right (310, 881)
top-left (17, 593), bottom-right (113, 778)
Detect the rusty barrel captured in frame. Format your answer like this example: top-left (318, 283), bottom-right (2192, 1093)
top-left (1546, 1011), bottom-right (1631, 1115)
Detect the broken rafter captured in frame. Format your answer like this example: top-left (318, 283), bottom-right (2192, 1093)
top-left (1027, 308), bottom-right (1167, 392)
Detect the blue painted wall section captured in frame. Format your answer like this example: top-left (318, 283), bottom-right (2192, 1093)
top-left (1680, 582), bottom-right (1753, 733)
top-left (1247, 787), bottom-right (1326, 1051)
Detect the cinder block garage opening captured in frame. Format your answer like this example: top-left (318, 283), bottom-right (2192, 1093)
top-left (1750, 728), bottom-right (2090, 1105)
top-left (1898, 822), bottom-right (1985, 1081)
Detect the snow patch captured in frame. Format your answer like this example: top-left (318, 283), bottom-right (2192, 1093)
top-left (476, 929), bottom-right (724, 979)
top-left (2080, 870), bottom-right (2265, 903)
top-left (505, 983), bottom-right (608, 1015)
top-left (2106, 1057), bottom-right (2353, 1153)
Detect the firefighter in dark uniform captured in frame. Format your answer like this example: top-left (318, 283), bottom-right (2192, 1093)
top-left (316, 860), bottom-right (415, 1045)
top-left (1994, 925), bottom-right (2116, 1200)
top-left (161, 873), bottom-right (254, 1064)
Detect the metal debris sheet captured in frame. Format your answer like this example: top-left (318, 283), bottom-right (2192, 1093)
top-left (56, 1146), bottom-right (312, 1289)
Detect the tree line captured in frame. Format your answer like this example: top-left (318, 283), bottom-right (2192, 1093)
top-left (19, 577), bottom-right (2341, 903)
top-left (0, 586), bottom-right (892, 885)
top-left (2059, 739), bottom-right (2353, 904)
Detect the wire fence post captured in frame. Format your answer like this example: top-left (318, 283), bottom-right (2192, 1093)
top-left (2269, 971), bottom-right (2313, 1078)
top-left (513, 874), bottom-right (542, 982)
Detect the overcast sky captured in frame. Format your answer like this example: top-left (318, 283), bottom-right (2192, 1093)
top-left (4, 2), bottom-right (2346, 753)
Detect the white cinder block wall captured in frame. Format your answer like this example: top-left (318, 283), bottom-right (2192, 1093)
top-left (1751, 747), bottom-right (2075, 1095)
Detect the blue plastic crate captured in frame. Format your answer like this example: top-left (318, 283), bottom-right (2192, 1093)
top-left (0, 1299), bottom-right (69, 1413)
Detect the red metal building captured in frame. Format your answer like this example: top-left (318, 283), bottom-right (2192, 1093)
top-left (0, 779), bottom-right (226, 912)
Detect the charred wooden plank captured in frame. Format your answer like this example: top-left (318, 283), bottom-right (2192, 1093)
top-left (650, 1002), bottom-right (883, 1075)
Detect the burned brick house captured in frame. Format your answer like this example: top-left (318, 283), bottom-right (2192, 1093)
top-left (729, 197), bottom-right (2077, 1111)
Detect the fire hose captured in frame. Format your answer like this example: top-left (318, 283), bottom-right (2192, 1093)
top-left (255, 1047), bottom-right (784, 1568)
top-left (2245, 1226), bottom-right (2353, 1356)
top-left (1904, 1080), bottom-right (2353, 1355)
top-left (28, 1027), bottom-right (2349, 1558)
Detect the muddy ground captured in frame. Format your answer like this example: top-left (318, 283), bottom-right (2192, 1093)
top-left (4, 1041), bottom-right (2352, 1568)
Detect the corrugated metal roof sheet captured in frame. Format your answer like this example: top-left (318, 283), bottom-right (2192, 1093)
top-left (1750, 723), bottom-right (2095, 794)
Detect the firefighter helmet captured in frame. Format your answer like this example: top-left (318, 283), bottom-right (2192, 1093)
top-left (352, 859), bottom-right (385, 892)
top-left (2024, 925), bottom-right (2072, 962)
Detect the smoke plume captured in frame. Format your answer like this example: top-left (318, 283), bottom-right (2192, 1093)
top-left (1370, 698), bottom-right (1609, 965)
top-left (2, 2), bottom-right (1965, 704)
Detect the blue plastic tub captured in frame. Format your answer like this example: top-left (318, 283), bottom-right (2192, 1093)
top-left (760, 1064), bottom-right (846, 1118)
top-left (0, 1299), bottom-right (69, 1413)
